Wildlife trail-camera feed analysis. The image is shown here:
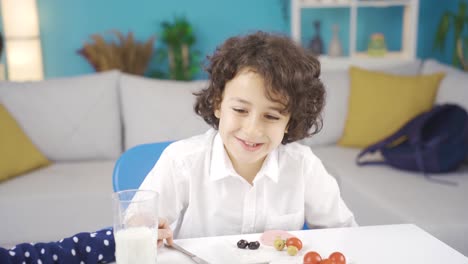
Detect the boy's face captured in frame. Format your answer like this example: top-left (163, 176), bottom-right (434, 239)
top-left (214, 69), bottom-right (290, 175)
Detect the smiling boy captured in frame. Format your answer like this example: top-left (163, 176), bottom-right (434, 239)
top-left (214, 68), bottom-right (291, 184)
top-left (140, 31), bottom-right (357, 239)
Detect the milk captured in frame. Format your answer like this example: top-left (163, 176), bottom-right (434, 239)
top-left (114, 226), bottom-right (158, 264)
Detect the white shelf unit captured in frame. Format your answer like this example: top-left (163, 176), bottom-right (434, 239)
top-left (291, 0), bottom-right (420, 66)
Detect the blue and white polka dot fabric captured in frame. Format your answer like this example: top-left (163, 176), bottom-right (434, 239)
top-left (0, 228), bottom-right (115, 264)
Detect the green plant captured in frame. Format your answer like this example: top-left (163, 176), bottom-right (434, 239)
top-left (152, 16), bottom-right (200, 80)
top-left (434, 1), bottom-right (468, 70)
top-left (78, 31), bottom-right (155, 75)
top-left (457, 36), bottom-right (468, 70)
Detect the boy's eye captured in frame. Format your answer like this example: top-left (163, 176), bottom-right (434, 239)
top-left (265, 115), bottom-right (280, 120)
top-left (233, 108), bottom-right (247, 114)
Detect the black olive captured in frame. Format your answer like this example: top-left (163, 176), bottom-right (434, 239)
top-left (237, 239), bottom-right (249, 249)
top-left (248, 241), bottom-right (260, 250)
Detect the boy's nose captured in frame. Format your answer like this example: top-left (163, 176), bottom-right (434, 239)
top-left (242, 115), bottom-right (263, 137)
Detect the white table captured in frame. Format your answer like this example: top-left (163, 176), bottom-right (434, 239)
top-left (114, 224), bottom-right (468, 264)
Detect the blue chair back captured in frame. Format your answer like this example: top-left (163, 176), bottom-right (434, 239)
top-left (112, 141), bottom-right (172, 192)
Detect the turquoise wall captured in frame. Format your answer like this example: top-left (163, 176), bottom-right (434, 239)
top-left (0, 0), bottom-right (460, 79)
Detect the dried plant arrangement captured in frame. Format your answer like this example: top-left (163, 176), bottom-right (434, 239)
top-left (78, 31), bottom-right (155, 75)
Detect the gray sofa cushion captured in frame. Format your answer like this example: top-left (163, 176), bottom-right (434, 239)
top-left (312, 145), bottom-right (468, 256)
top-left (119, 74), bottom-right (210, 150)
top-left (0, 71), bottom-right (122, 161)
top-left (421, 59), bottom-right (468, 111)
top-left (0, 161), bottom-right (115, 247)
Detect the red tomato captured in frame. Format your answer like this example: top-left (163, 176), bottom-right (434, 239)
top-left (329, 251), bottom-right (346, 264)
top-left (303, 251), bottom-right (322, 264)
top-left (285, 237), bottom-right (303, 251)
top-left (319, 259), bottom-right (335, 264)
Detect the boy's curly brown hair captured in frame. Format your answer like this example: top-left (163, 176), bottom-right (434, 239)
top-left (194, 31), bottom-right (325, 144)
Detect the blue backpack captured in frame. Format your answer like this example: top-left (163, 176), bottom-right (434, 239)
top-left (357, 104), bottom-right (468, 179)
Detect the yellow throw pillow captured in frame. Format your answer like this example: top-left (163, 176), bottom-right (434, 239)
top-left (0, 104), bottom-right (50, 182)
top-left (338, 66), bottom-right (445, 148)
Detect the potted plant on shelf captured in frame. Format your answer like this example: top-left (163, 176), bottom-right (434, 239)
top-left (78, 31), bottom-right (155, 75)
top-left (152, 16), bottom-right (200, 81)
top-left (434, 1), bottom-right (468, 71)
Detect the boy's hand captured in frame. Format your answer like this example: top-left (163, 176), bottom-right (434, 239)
top-left (157, 217), bottom-right (174, 247)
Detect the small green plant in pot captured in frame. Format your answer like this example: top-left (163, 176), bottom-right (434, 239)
top-left (434, 1), bottom-right (468, 71)
top-left (153, 16), bottom-right (200, 80)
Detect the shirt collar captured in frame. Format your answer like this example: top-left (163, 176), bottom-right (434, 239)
top-left (210, 132), bottom-right (279, 183)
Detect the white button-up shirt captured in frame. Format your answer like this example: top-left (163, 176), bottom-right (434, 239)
top-left (140, 129), bottom-right (356, 239)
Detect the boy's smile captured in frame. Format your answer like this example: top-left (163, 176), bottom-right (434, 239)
top-left (214, 68), bottom-right (290, 182)
top-left (237, 137), bottom-right (263, 151)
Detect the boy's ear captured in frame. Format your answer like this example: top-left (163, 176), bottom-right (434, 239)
top-left (214, 109), bottom-right (220, 119)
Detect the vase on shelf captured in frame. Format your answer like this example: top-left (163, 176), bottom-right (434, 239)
top-left (308, 20), bottom-right (324, 56)
top-left (328, 24), bottom-right (343, 57)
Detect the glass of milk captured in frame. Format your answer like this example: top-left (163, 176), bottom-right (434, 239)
top-left (113, 189), bottom-right (159, 264)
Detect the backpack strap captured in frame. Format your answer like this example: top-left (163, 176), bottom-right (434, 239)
top-left (414, 133), bottom-right (449, 173)
top-left (356, 114), bottom-right (424, 165)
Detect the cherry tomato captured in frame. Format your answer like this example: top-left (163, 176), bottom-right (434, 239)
top-left (285, 237), bottom-right (303, 251)
top-left (319, 259), bottom-right (334, 264)
top-left (329, 251), bottom-right (346, 264)
top-left (303, 251), bottom-right (322, 264)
